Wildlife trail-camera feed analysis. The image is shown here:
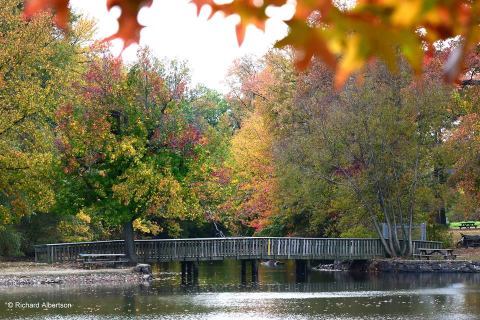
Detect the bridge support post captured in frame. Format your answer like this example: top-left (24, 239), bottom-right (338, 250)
top-left (241, 260), bottom-right (247, 284)
top-left (295, 260), bottom-right (310, 282)
top-left (240, 259), bottom-right (258, 283)
top-left (192, 261), bottom-right (199, 279)
top-left (181, 261), bottom-right (199, 285)
top-left (251, 260), bottom-right (258, 282)
top-left (181, 261), bottom-right (187, 285)
top-left (187, 262), bottom-right (193, 283)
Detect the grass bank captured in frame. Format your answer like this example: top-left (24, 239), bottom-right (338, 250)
top-left (449, 221), bottom-right (480, 229)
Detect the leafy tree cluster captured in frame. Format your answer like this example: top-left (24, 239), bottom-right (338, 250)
top-left (3, 0), bottom-right (480, 260)
top-left (54, 47), bottom-right (234, 261)
top-left (222, 47), bottom-right (480, 255)
top-left (0, 1), bottom-right (234, 260)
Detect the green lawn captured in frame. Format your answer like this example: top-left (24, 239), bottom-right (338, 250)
top-left (449, 221), bottom-right (480, 229)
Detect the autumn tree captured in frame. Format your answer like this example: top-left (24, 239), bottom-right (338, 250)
top-left (225, 56), bottom-right (265, 129)
top-left (220, 52), bottom-right (293, 235)
top-left (226, 47), bottom-right (457, 254)
top-left (447, 46), bottom-right (480, 220)
top-left (55, 47), bottom-right (232, 261)
top-left (222, 110), bottom-right (276, 234)
top-left (0, 0), bottom-right (88, 233)
top-left (260, 54), bottom-right (342, 237)
top-left (270, 57), bottom-right (454, 255)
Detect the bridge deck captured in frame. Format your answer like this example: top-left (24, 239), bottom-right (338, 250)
top-left (34, 237), bottom-right (442, 263)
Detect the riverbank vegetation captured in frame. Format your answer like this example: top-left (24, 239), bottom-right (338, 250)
top-left (2, 0), bottom-right (480, 259)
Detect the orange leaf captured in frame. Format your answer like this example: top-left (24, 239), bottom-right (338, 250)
top-left (190, 0), bottom-right (276, 46)
top-left (104, 0), bottom-right (153, 48)
top-left (24, 0), bottom-right (70, 28)
top-left (236, 24), bottom-right (247, 46)
top-left (190, 0), bottom-right (216, 17)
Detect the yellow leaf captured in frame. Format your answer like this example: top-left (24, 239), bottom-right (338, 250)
top-left (335, 35), bottom-right (364, 88)
top-left (391, 1), bottom-right (422, 27)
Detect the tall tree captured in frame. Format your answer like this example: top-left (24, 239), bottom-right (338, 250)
top-left (55, 47), bottom-right (232, 261)
top-left (229, 50), bottom-right (455, 254)
top-left (225, 110), bottom-right (276, 234)
top-left (447, 46), bottom-right (480, 220)
top-left (0, 0), bottom-right (83, 229)
top-left (279, 59), bottom-right (453, 255)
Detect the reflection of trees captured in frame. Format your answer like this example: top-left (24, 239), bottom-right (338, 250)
top-left (371, 273), bottom-right (480, 291)
top-left (465, 289), bottom-right (480, 315)
top-left (149, 261), bottom-right (480, 293)
top-left (148, 273), bottom-right (480, 295)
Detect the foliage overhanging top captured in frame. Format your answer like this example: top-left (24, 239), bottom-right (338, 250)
top-left (24, 0), bottom-right (480, 86)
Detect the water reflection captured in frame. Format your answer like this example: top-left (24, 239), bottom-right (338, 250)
top-left (0, 260), bottom-right (479, 320)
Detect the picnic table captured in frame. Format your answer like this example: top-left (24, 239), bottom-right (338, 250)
top-left (459, 222), bottom-right (477, 229)
top-left (413, 248), bottom-right (456, 260)
top-left (79, 253), bottom-right (128, 269)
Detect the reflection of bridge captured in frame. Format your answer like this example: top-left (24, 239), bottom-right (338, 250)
top-left (34, 237), bottom-right (442, 282)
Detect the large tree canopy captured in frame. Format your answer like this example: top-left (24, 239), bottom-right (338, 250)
top-left (54, 47), bottom-right (233, 261)
top-left (220, 48), bottom-right (459, 255)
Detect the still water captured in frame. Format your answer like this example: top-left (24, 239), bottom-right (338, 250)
top-left (0, 260), bottom-right (479, 320)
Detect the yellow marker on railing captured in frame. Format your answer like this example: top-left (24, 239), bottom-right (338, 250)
top-left (268, 239), bottom-right (271, 255)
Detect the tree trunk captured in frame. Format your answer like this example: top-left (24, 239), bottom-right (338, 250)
top-left (436, 207), bottom-right (447, 225)
top-left (433, 164), bottom-right (447, 225)
top-left (123, 219), bottom-right (137, 264)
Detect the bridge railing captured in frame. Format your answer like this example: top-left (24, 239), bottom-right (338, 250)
top-left (411, 240), bottom-right (443, 252)
top-left (34, 240), bottom-right (125, 263)
top-left (135, 237), bottom-right (387, 262)
top-left (34, 237), bottom-right (443, 263)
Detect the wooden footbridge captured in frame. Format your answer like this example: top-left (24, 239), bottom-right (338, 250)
top-left (34, 237), bottom-right (442, 283)
top-left (34, 237), bottom-right (441, 264)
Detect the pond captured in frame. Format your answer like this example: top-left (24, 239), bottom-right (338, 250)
top-left (0, 260), bottom-right (479, 319)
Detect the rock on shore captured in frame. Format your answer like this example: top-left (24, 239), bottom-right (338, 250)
top-left (369, 259), bottom-right (480, 273)
top-left (134, 263), bottom-right (152, 274)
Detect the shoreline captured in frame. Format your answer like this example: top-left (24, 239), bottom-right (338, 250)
top-left (2, 257), bottom-right (480, 288)
top-left (311, 258), bottom-right (480, 273)
top-left (368, 259), bottom-right (480, 273)
top-left (0, 262), bottom-right (152, 288)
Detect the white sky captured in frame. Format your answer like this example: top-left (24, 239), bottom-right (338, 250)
top-left (70, 0), bottom-right (293, 92)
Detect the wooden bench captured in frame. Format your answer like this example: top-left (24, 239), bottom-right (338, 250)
top-left (459, 222), bottom-right (477, 229)
top-left (413, 248), bottom-right (456, 260)
top-left (79, 253), bottom-right (129, 269)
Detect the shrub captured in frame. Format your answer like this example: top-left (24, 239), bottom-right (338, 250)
top-left (427, 223), bottom-right (453, 248)
top-left (0, 226), bottom-right (23, 257)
